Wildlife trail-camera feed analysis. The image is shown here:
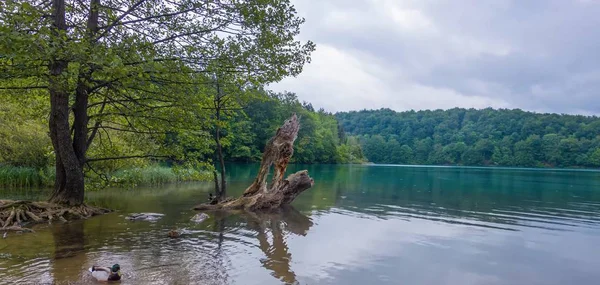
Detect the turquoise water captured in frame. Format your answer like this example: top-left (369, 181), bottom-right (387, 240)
top-left (1, 164), bottom-right (600, 284)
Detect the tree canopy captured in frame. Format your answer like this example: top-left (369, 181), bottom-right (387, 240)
top-left (336, 108), bottom-right (600, 168)
top-left (0, 0), bottom-right (315, 204)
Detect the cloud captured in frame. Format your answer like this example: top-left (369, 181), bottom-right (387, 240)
top-left (269, 0), bottom-right (600, 115)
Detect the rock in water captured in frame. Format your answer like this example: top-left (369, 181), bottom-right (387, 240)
top-left (190, 213), bottom-right (209, 223)
top-left (125, 212), bottom-right (165, 221)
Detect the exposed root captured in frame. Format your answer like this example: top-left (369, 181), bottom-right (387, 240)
top-left (25, 211), bottom-right (42, 222)
top-left (4, 209), bottom-right (16, 228)
top-left (0, 226), bottom-right (34, 233)
top-left (0, 200), bottom-right (111, 232)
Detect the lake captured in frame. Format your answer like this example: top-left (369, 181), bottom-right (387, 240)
top-left (1, 164), bottom-right (600, 285)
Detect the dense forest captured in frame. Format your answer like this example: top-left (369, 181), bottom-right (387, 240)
top-left (336, 108), bottom-right (600, 168)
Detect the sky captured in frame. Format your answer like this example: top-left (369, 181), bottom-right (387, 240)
top-left (268, 0), bottom-right (600, 115)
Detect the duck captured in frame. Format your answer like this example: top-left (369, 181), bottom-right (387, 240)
top-left (89, 264), bottom-right (122, 282)
top-left (167, 229), bottom-right (180, 238)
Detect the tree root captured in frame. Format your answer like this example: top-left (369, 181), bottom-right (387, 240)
top-left (0, 200), bottom-right (111, 232)
top-left (0, 226), bottom-right (34, 233)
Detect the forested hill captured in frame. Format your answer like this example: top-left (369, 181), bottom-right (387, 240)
top-left (335, 108), bottom-right (600, 168)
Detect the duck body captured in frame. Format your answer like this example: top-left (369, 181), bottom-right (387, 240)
top-left (167, 229), bottom-right (180, 238)
top-left (89, 264), bottom-right (122, 282)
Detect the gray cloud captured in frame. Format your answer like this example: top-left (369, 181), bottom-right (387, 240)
top-left (269, 0), bottom-right (600, 115)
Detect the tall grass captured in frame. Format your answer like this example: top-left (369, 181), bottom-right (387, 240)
top-left (107, 165), bottom-right (212, 188)
top-left (0, 165), bottom-right (55, 188)
top-left (0, 164), bottom-right (211, 190)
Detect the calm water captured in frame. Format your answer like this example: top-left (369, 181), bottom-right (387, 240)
top-left (1, 164), bottom-right (600, 285)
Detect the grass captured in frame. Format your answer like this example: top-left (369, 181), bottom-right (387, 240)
top-left (105, 165), bottom-right (213, 188)
top-left (0, 164), bottom-right (211, 190)
top-left (0, 165), bottom-right (55, 189)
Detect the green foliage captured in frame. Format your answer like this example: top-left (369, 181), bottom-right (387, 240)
top-left (222, 91), bottom-right (366, 164)
top-left (0, 100), bottom-right (52, 169)
top-left (337, 108), bottom-right (600, 168)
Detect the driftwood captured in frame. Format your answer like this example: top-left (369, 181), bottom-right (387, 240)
top-left (194, 113), bottom-right (314, 211)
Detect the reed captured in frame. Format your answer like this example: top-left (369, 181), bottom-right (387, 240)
top-left (0, 164), bottom-right (210, 189)
top-left (0, 165), bottom-right (54, 188)
top-left (108, 165), bottom-right (211, 187)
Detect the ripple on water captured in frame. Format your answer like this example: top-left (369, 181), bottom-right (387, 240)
top-left (358, 202), bottom-right (600, 233)
top-left (0, 257), bottom-right (52, 284)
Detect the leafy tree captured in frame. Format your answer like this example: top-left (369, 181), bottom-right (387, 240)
top-left (589, 148), bottom-right (600, 167)
top-left (0, 0), bottom-right (315, 204)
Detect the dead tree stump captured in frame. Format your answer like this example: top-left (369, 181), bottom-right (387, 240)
top-left (193, 113), bottom-right (314, 211)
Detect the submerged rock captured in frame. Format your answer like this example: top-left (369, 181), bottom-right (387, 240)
top-left (125, 212), bottom-right (165, 221)
top-left (190, 213), bottom-right (209, 223)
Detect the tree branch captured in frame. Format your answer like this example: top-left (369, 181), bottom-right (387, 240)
top-left (97, 7), bottom-right (198, 29)
top-left (86, 98), bottom-right (107, 148)
top-left (95, 0), bottom-right (148, 40)
top-left (152, 22), bottom-right (231, 45)
top-left (86, 154), bottom-right (172, 163)
top-left (91, 125), bottom-right (164, 135)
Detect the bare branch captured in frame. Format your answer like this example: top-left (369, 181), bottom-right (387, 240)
top-left (91, 125), bottom-right (164, 135)
top-left (86, 154), bottom-right (171, 163)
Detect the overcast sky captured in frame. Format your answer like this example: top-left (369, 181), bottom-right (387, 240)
top-left (268, 0), bottom-right (600, 115)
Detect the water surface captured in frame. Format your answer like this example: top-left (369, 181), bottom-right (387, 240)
top-left (1, 164), bottom-right (600, 285)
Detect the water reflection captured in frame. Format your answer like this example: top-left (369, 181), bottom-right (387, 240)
top-left (241, 206), bottom-right (312, 285)
top-left (202, 206), bottom-right (311, 285)
top-left (51, 221), bottom-right (87, 282)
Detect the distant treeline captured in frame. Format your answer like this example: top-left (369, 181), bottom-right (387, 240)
top-left (335, 108), bottom-right (600, 168)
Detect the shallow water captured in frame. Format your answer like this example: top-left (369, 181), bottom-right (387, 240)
top-left (1, 164), bottom-right (600, 285)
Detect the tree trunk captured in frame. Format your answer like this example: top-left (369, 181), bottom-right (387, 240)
top-left (215, 116), bottom-right (227, 200)
top-left (48, 0), bottom-right (99, 206)
top-left (194, 114), bottom-right (314, 211)
top-left (212, 78), bottom-right (227, 201)
top-left (48, 0), bottom-right (85, 206)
